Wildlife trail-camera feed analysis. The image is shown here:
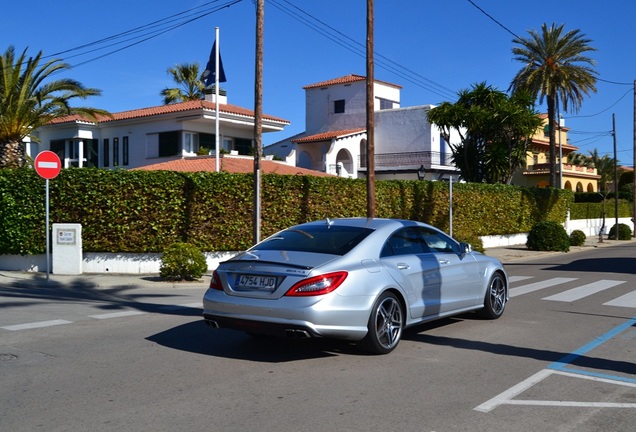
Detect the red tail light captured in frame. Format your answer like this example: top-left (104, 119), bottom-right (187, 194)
top-left (285, 271), bottom-right (348, 296)
top-left (209, 270), bottom-right (223, 290)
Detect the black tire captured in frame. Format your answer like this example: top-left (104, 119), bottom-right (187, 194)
top-left (361, 291), bottom-right (404, 354)
top-left (478, 272), bottom-right (507, 319)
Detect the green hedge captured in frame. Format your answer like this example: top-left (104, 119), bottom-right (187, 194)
top-left (0, 168), bottom-right (573, 254)
top-left (569, 200), bottom-right (632, 220)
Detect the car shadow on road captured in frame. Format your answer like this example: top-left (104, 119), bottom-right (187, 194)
top-left (146, 320), bottom-right (365, 362)
top-left (404, 331), bottom-right (635, 376)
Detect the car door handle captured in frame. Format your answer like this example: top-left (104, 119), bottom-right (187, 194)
top-left (397, 263), bottom-right (410, 270)
top-left (438, 259), bottom-right (450, 265)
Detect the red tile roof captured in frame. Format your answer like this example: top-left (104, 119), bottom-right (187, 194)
top-left (303, 74), bottom-right (402, 90)
top-left (293, 128), bottom-right (366, 143)
top-left (133, 155), bottom-right (333, 177)
top-left (47, 100), bottom-right (290, 125)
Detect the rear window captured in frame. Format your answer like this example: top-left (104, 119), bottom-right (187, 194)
top-left (254, 225), bottom-right (373, 255)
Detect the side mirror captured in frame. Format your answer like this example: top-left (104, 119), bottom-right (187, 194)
top-left (459, 242), bottom-right (472, 256)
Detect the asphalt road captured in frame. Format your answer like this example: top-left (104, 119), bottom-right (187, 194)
top-left (1, 243), bottom-right (635, 431)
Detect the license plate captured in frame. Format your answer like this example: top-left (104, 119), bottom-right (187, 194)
top-left (236, 274), bottom-right (277, 290)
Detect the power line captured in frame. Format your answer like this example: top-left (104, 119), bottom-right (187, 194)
top-left (466, 0), bottom-right (521, 40)
top-left (269, 0), bottom-right (458, 101)
top-left (41, 0), bottom-right (243, 69)
top-left (597, 77), bottom-right (633, 86)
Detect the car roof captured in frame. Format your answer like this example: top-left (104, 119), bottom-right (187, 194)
top-left (295, 218), bottom-right (427, 231)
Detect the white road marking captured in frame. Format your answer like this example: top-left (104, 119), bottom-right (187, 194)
top-left (1, 319), bottom-right (73, 331)
top-left (604, 290), bottom-right (636, 308)
top-left (509, 277), bottom-right (577, 298)
top-left (542, 280), bottom-right (626, 302)
top-left (158, 302), bottom-right (202, 311)
top-left (504, 400), bottom-right (636, 408)
top-left (89, 311), bottom-right (146, 319)
top-left (474, 369), bottom-right (553, 412)
top-left (475, 369), bottom-right (636, 413)
top-left (508, 276), bottom-right (533, 283)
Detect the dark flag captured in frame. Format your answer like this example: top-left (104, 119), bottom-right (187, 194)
top-left (203, 40), bottom-right (227, 87)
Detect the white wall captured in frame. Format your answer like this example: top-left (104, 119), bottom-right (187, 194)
top-left (2, 217), bottom-right (633, 273)
top-left (375, 105), bottom-right (433, 154)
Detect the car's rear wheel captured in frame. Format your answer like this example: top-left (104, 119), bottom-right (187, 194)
top-left (478, 272), bottom-right (507, 319)
top-left (361, 291), bottom-right (403, 354)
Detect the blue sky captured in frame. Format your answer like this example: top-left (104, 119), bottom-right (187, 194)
top-left (4, 0), bottom-right (635, 166)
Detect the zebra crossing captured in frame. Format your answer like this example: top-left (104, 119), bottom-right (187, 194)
top-left (509, 275), bottom-right (635, 307)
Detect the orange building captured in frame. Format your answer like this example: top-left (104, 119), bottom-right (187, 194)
top-left (513, 114), bottom-right (599, 191)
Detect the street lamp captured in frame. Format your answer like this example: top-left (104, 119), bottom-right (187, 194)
top-left (417, 164), bottom-right (426, 180)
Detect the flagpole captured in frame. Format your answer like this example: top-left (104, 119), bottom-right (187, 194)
top-left (215, 26), bottom-right (220, 173)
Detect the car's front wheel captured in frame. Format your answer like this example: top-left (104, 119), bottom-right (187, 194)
top-left (361, 291), bottom-right (404, 354)
top-left (478, 272), bottom-right (507, 319)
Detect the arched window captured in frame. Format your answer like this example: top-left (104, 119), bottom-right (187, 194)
top-left (576, 182), bottom-right (584, 193)
top-left (564, 181), bottom-right (572, 190)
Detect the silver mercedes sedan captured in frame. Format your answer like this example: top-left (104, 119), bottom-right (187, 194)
top-left (203, 218), bottom-right (508, 354)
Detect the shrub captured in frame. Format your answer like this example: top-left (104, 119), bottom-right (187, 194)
top-left (160, 242), bottom-right (208, 281)
top-left (569, 230), bottom-right (586, 246)
top-left (526, 221), bottom-right (570, 252)
top-left (608, 223), bottom-right (632, 240)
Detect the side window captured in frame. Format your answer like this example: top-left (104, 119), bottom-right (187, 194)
top-left (420, 228), bottom-right (458, 254)
top-left (381, 227), bottom-right (430, 257)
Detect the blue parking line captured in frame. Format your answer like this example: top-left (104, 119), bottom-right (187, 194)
top-left (548, 314), bottom-right (636, 384)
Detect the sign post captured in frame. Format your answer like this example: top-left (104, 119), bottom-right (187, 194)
top-left (34, 151), bottom-right (62, 280)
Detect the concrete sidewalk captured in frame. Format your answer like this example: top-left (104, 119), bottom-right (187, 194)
top-left (485, 236), bottom-right (635, 263)
top-left (1, 237), bottom-right (634, 290)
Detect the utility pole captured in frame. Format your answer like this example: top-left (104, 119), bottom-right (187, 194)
top-left (613, 113), bottom-right (619, 235)
top-left (253, 0), bottom-right (263, 244)
top-left (366, 0), bottom-right (375, 218)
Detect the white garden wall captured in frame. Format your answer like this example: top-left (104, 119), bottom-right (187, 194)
top-left (1, 217), bottom-right (632, 274)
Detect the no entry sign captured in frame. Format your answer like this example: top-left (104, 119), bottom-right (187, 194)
top-left (34, 151), bottom-right (62, 179)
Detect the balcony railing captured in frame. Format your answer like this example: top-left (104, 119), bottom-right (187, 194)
top-left (526, 162), bottom-right (597, 175)
top-left (358, 151), bottom-right (453, 168)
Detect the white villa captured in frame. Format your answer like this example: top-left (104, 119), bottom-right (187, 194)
top-left (28, 93), bottom-right (291, 170)
top-left (27, 74), bottom-right (460, 181)
top-left (265, 74), bottom-right (461, 181)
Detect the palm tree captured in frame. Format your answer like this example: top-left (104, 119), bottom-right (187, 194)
top-left (0, 46), bottom-right (110, 168)
top-left (510, 23), bottom-right (598, 188)
top-left (160, 63), bottom-right (206, 104)
top-left (588, 148), bottom-right (616, 192)
top-left (427, 82), bottom-right (541, 184)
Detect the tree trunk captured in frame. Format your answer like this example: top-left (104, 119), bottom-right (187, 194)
top-left (0, 141), bottom-right (25, 169)
top-left (546, 96), bottom-right (557, 188)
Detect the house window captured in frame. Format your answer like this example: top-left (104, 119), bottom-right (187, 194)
top-left (378, 98), bottom-right (393, 110)
top-left (223, 138), bottom-right (232, 152)
top-left (103, 139), bottom-right (110, 167)
top-left (158, 131), bottom-right (180, 157)
top-left (50, 140), bottom-right (65, 162)
top-left (123, 136), bottom-right (129, 166)
top-left (85, 139), bottom-right (99, 168)
top-left (199, 133), bottom-right (214, 152)
top-left (184, 132), bottom-right (199, 154)
top-left (334, 99), bottom-right (345, 114)
top-left (113, 137), bottom-right (119, 166)
top-left (234, 138), bottom-right (252, 155)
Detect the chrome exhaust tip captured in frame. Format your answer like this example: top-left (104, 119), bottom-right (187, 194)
top-left (205, 319), bottom-right (220, 328)
top-left (285, 329), bottom-right (311, 339)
